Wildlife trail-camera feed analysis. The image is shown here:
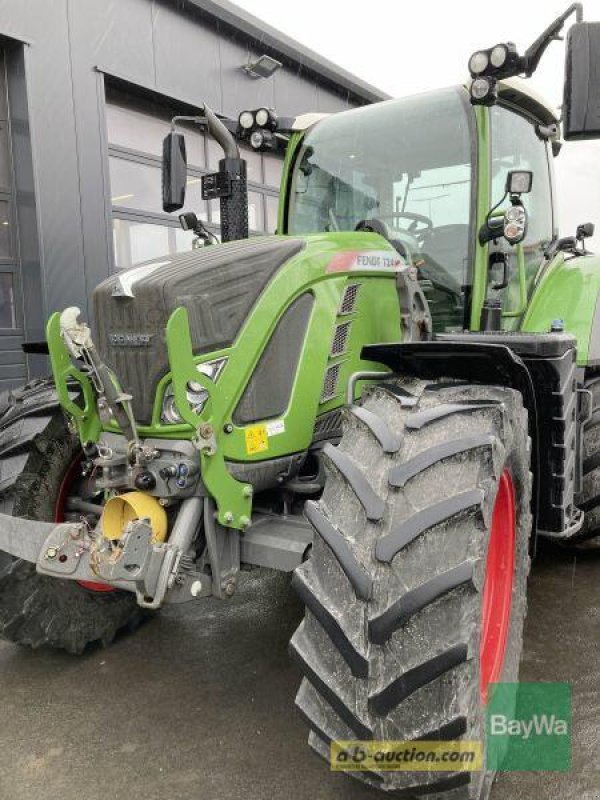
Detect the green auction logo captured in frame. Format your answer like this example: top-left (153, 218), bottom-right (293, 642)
top-left (486, 682), bottom-right (571, 772)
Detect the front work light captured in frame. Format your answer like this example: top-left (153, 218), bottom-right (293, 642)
top-left (470, 76), bottom-right (498, 105)
top-left (238, 110), bottom-right (255, 130)
top-left (506, 170), bottom-right (533, 196)
top-left (490, 44), bottom-right (509, 68)
top-left (249, 129), bottom-right (276, 151)
top-left (469, 51), bottom-right (489, 75)
top-left (255, 108), bottom-right (270, 127)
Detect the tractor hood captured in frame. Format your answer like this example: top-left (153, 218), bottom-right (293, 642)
top-left (94, 236), bottom-right (305, 423)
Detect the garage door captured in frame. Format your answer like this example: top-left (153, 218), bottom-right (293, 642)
top-left (0, 49), bottom-right (25, 392)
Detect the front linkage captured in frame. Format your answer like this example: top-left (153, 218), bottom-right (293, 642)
top-left (0, 306), bottom-right (263, 608)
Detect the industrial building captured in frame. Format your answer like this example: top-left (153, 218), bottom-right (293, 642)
top-left (0, 0), bottom-right (386, 389)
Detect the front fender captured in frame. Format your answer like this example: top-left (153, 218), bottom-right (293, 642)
top-left (522, 252), bottom-right (600, 366)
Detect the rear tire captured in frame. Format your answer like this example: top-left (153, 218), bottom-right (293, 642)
top-left (291, 378), bottom-right (532, 797)
top-left (0, 383), bottom-right (144, 654)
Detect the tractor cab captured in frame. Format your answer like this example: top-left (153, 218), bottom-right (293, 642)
top-left (283, 80), bottom-right (559, 334)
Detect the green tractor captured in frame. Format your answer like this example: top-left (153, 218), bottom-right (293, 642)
top-left (0, 4), bottom-right (599, 796)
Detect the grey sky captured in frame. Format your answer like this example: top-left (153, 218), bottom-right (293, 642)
top-left (235, 0), bottom-right (600, 245)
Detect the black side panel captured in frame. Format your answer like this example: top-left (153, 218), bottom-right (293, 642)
top-left (233, 292), bottom-right (313, 425)
top-left (94, 236), bottom-right (305, 423)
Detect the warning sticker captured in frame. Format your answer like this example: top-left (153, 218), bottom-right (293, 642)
top-left (266, 419), bottom-right (285, 436)
top-left (245, 424), bottom-right (269, 455)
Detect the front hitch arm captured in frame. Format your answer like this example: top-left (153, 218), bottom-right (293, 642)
top-left (46, 312), bottom-right (102, 443)
top-left (165, 307), bottom-right (252, 531)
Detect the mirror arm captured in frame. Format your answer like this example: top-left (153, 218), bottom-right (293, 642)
top-left (171, 108), bottom-right (240, 159)
top-left (522, 2), bottom-right (583, 76)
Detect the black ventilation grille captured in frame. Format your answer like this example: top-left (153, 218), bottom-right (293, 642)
top-left (320, 363), bottom-right (341, 403)
top-left (312, 410), bottom-right (343, 442)
top-left (339, 283), bottom-right (360, 315)
top-left (331, 322), bottom-right (351, 356)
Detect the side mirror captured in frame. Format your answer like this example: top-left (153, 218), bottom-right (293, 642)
top-left (563, 22), bottom-right (600, 140)
top-left (179, 211), bottom-right (199, 232)
top-left (576, 222), bottom-right (595, 241)
top-left (162, 132), bottom-right (187, 212)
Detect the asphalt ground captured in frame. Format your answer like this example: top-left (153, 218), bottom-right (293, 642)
top-left (0, 539), bottom-right (598, 800)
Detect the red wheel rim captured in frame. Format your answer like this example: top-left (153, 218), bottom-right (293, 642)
top-left (55, 457), bottom-right (114, 593)
top-left (480, 469), bottom-right (516, 704)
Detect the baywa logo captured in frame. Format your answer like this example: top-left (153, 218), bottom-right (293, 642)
top-left (486, 682), bottom-right (571, 772)
top-left (490, 713), bottom-right (568, 739)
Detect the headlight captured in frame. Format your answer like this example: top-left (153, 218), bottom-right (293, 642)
top-left (162, 391), bottom-right (183, 424)
top-left (161, 358), bottom-right (227, 424)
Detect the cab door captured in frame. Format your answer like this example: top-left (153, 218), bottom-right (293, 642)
top-left (488, 103), bottom-right (556, 326)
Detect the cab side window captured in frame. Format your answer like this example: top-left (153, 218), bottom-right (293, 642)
top-left (490, 105), bottom-right (554, 280)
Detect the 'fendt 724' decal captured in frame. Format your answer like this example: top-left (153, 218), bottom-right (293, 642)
top-left (326, 250), bottom-right (405, 273)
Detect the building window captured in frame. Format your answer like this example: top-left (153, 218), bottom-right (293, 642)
top-left (105, 84), bottom-right (284, 270)
top-left (0, 272), bottom-right (16, 328)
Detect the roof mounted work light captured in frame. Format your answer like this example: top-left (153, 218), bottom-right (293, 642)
top-left (468, 3), bottom-right (584, 105)
top-left (469, 76), bottom-right (498, 106)
top-left (237, 107), bottom-right (280, 151)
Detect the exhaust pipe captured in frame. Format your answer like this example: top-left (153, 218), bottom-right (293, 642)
top-left (162, 106), bottom-right (249, 243)
top-left (203, 104), bottom-right (249, 243)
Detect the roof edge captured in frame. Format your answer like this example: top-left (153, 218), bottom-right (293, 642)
top-left (182, 0), bottom-right (390, 104)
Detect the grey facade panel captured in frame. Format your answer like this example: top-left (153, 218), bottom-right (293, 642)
top-left (218, 31), bottom-right (275, 119)
top-left (0, 0), bottom-right (385, 387)
top-left (184, 0), bottom-right (390, 104)
top-left (75, 0), bottom-right (156, 86)
top-left (153, 2), bottom-right (223, 110)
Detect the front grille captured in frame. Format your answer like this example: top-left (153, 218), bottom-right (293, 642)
top-left (331, 322), bottom-right (351, 356)
top-left (320, 363), bottom-right (341, 403)
top-left (339, 283), bottom-right (360, 314)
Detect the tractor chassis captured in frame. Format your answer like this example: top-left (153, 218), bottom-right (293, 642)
top-left (0, 331), bottom-right (590, 609)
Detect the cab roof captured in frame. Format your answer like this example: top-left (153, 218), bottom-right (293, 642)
top-left (291, 78), bottom-right (560, 133)
top-left (497, 77), bottom-right (559, 126)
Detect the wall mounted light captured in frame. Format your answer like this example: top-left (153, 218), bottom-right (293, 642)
top-left (242, 54), bottom-right (282, 79)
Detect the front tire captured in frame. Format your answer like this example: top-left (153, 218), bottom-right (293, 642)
top-left (0, 388), bottom-right (144, 654)
top-left (573, 375), bottom-right (600, 548)
top-left (291, 378), bottom-right (532, 797)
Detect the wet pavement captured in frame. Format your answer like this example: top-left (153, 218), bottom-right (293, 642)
top-left (0, 540), bottom-right (598, 800)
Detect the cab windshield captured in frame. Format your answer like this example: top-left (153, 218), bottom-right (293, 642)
top-left (287, 88), bottom-right (475, 330)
